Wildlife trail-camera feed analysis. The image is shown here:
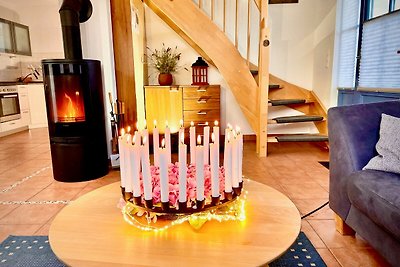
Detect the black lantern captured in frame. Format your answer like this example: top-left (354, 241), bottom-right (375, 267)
top-left (191, 57), bottom-right (209, 85)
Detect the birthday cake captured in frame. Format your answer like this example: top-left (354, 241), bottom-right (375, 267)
top-left (118, 122), bottom-right (244, 228)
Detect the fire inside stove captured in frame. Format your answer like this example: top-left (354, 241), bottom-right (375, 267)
top-left (53, 76), bottom-right (85, 123)
top-left (57, 91), bottom-right (85, 122)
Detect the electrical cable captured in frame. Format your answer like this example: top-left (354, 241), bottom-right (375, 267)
top-left (301, 201), bottom-right (329, 219)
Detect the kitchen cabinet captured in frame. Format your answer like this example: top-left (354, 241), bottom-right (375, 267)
top-left (0, 18), bottom-right (13, 53)
top-left (144, 85), bottom-right (220, 134)
top-left (144, 86), bottom-right (183, 134)
top-left (12, 22), bottom-right (31, 56)
top-left (17, 85), bottom-right (30, 127)
top-left (26, 84), bottom-right (48, 128)
top-left (0, 18), bottom-right (31, 56)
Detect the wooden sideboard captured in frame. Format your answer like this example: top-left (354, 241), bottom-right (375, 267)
top-left (145, 85), bottom-right (220, 134)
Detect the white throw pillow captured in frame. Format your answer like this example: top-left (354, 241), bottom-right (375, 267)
top-left (363, 113), bottom-right (400, 174)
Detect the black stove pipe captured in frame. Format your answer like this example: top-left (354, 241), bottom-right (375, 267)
top-left (59, 0), bottom-right (93, 59)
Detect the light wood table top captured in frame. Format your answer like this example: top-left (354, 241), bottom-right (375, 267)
top-left (49, 180), bottom-right (301, 267)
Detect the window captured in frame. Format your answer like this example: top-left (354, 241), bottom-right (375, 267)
top-left (358, 11), bottom-right (400, 89)
top-left (395, 0), bottom-right (400, 10)
top-left (335, 0), bottom-right (361, 88)
top-left (367, 0), bottom-right (399, 19)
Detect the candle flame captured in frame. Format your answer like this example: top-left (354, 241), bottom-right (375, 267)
top-left (161, 138), bottom-right (165, 148)
top-left (75, 91), bottom-right (79, 96)
top-left (180, 132), bottom-right (184, 144)
top-left (214, 120), bottom-right (219, 126)
top-left (132, 134), bottom-right (136, 145)
top-left (120, 128), bottom-right (125, 136)
top-left (180, 119), bottom-right (183, 127)
top-left (227, 132), bottom-right (231, 142)
top-left (190, 121), bottom-right (194, 127)
top-left (135, 122), bottom-right (138, 130)
top-left (126, 135), bottom-right (131, 144)
top-left (153, 120), bottom-right (157, 128)
top-left (127, 126), bottom-right (131, 133)
top-left (197, 135), bottom-right (202, 145)
top-left (211, 133), bottom-right (215, 143)
top-left (205, 121), bottom-right (209, 126)
top-left (236, 126), bottom-right (241, 133)
top-left (227, 123), bottom-right (232, 130)
top-left (165, 120), bottom-right (169, 128)
top-left (144, 119), bottom-right (147, 129)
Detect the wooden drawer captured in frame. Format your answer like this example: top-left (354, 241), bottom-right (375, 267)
top-left (184, 109), bottom-right (220, 122)
top-left (183, 98), bottom-right (220, 110)
top-left (182, 85), bottom-right (220, 99)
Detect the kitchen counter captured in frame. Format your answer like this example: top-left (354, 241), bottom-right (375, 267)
top-left (0, 81), bottom-right (43, 86)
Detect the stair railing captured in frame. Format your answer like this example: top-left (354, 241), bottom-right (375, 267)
top-left (193, 0), bottom-right (269, 157)
top-left (193, 0), bottom-right (260, 68)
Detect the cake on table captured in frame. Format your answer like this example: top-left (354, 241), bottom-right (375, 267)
top-left (118, 121), bottom-right (245, 230)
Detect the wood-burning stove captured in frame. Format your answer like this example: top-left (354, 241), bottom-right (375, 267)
top-left (42, 0), bottom-right (108, 182)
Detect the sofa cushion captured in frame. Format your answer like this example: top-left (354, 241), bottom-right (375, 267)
top-left (363, 113), bottom-right (400, 174)
top-left (347, 170), bottom-right (400, 240)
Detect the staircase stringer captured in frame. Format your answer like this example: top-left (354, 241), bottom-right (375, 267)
top-left (144, 0), bottom-right (260, 135)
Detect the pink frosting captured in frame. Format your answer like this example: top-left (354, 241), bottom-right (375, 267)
top-left (138, 163), bottom-right (226, 207)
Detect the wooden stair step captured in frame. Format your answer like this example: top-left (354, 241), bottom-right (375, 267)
top-left (268, 134), bottom-right (329, 143)
top-left (268, 99), bottom-right (313, 106)
top-left (268, 115), bottom-right (324, 124)
top-left (269, 0), bottom-right (299, 4)
top-left (269, 84), bottom-right (283, 90)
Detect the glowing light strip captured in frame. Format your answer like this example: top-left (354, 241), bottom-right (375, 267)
top-left (0, 200), bottom-right (71, 205)
top-left (1, 166), bottom-right (51, 193)
top-left (122, 191), bottom-right (248, 232)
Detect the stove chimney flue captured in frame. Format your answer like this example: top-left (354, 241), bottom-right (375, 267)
top-left (59, 0), bottom-right (93, 59)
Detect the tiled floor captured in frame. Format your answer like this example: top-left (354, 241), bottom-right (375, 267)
top-left (0, 128), bottom-right (390, 266)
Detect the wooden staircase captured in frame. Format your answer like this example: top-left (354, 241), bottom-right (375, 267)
top-left (143, 0), bottom-right (327, 156)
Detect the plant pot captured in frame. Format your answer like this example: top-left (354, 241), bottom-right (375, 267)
top-left (158, 73), bottom-right (173, 86)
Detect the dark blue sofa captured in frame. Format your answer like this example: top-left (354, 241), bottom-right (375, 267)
top-left (328, 100), bottom-right (400, 266)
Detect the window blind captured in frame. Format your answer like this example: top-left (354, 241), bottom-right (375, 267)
top-left (336, 0), bottom-right (360, 88)
top-left (358, 11), bottom-right (400, 89)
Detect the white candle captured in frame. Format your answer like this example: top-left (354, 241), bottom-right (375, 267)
top-left (129, 134), bottom-right (141, 197)
top-left (118, 129), bottom-right (127, 189)
top-left (203, 122), bottom-right (210, 164)
top-left (195, 135), bottom-right (205, 201)
top-left (213, 120), bottom-right (220, 158)
top-left (165, 121), bottom-right (171, 164)
top-left (231, 130), bottom-right (239, 188)
top-left (223, 131), bottom-right (233, 193)
top-left (159, 139), bottom-right (169, 203)
top-left (210, 133), bottom-right (219, 198)
top-left (142, 121), bottom-right (149, 159)
top-left (140, 136), bottom-right (152, 201)
top-left (237, 126), bottom-right (243, 183)
top-left (190, 121), bottom-right (196, 164)
top-left (124, 133), bottom-right (133, 193)
top-left (153, 120), bottom-right (159, 166)
top-left (178, 132), bottom-right (187, 202)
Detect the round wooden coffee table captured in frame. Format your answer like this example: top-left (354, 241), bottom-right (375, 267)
top-left (49, 180), bottom-right (300, 266)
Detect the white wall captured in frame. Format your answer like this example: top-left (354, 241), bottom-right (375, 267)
top-left (81, 0), bottom-right (116, 156)
top-left (145, 6), bottom-right (253, 134)
top-left (269, 0), bottom-right (337, 109)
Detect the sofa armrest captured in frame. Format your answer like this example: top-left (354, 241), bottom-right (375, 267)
top-left (328, 100), bottom-right (400, 219)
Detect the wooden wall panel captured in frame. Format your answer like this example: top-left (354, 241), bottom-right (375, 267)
top-left (110, 0), bottom-right (137, 127)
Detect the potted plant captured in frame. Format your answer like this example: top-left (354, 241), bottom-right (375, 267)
top-left (148, 44), bottom-right (182, 86)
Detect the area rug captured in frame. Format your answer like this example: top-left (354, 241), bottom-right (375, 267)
top-left (0, 232), bottom-right (326, 266)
